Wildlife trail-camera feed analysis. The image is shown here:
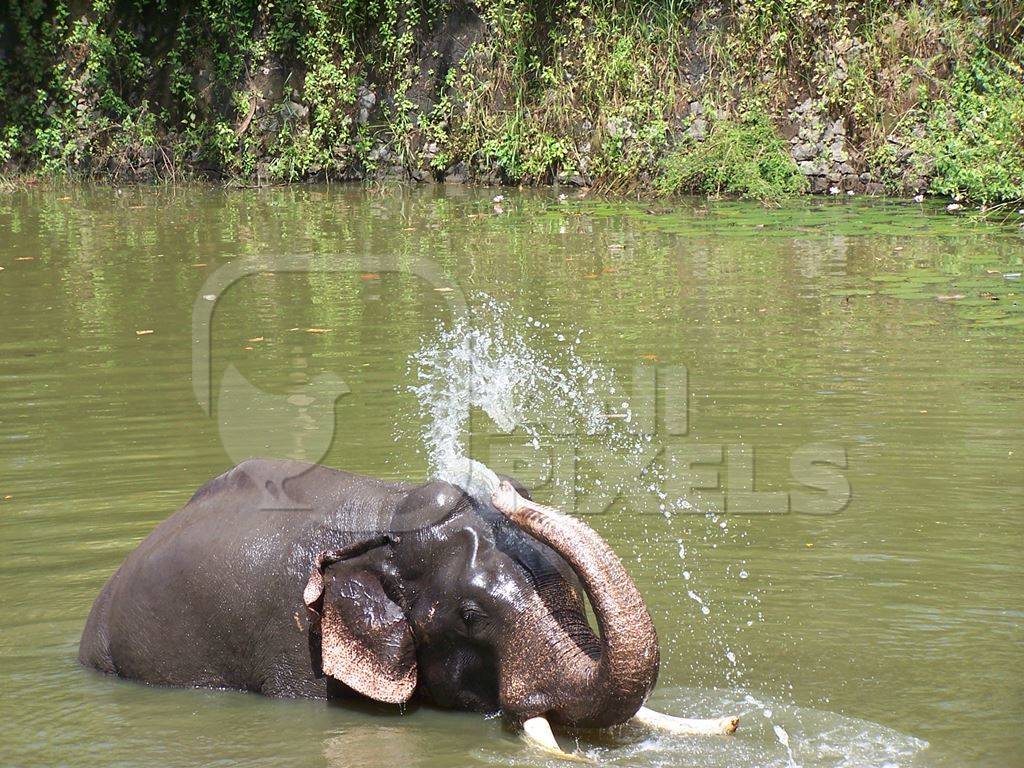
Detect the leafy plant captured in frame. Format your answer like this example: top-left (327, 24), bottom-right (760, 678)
top-left (0, 0), bottom-right (1020, 203)
top-left (913, 44), bottom-right (1024, 203)
top-left (656, 110), bottom-right (806, 201)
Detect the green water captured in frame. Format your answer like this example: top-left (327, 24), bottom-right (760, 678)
top-left (1, 186), bottom-right (1022, 768)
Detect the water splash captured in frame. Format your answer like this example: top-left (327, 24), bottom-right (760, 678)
top-left (439, 457), bottom-right (501, 503)
top-left (408, 296), bottom-right (626, 495)
top-left (408, 297), bottom-right (723, 516)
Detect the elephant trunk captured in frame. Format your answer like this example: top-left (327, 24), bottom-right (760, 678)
top-left (491, 482), bottom-right (659, 728)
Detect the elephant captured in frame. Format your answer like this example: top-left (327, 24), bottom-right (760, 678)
top-left (79, 458), bottom-right (738, 759)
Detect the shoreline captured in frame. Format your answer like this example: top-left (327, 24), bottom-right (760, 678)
top-left (5, 176), bottom-right (1023, 221)
top-left (2, 1), bottom-right (1021, 204)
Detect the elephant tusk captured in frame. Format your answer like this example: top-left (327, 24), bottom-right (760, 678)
top-left (632, 706), bottom-right (739, 736)
top-left (522, 717), bottom-right (593, 763)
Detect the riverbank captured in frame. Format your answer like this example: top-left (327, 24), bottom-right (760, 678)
top-left (2, 2), bottom-right (1022, 203)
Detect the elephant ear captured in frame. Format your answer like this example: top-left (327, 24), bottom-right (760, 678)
top-left (303, 542), bottom-right (417, 704)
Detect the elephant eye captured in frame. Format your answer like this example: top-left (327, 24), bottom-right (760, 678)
top-left (460, 601), bottom-right (486, 626)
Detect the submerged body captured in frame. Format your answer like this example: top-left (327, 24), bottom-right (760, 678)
top-left (81, 459), bottom-right (737, 751)
top-left (80, 459), bottom-right (659, 726)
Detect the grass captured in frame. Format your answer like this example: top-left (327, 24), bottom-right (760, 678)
top-left (656, 110), bottom-right (807, 202)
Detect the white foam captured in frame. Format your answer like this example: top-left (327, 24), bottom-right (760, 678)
top-left (408, 297), bottom-right (622, 491)
top-left (438, 457), bottom-right (501, 503)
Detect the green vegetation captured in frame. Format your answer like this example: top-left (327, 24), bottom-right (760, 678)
top-left (912, 44), bottom-right (1024, 204)
top-left (656, 111), bottom-right (806, 201)
top-left (1, 1), bottom-right (1021, 202)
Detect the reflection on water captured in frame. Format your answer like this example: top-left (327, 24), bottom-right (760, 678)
top-left (0, 186), bottom-right (1021, 768)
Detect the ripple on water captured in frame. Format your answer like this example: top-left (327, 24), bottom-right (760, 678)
top-left (478, 687), bottom-right (928, 768)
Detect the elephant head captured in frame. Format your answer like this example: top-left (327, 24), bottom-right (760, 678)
top-left (303, 478), bottom-right (659, 729)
